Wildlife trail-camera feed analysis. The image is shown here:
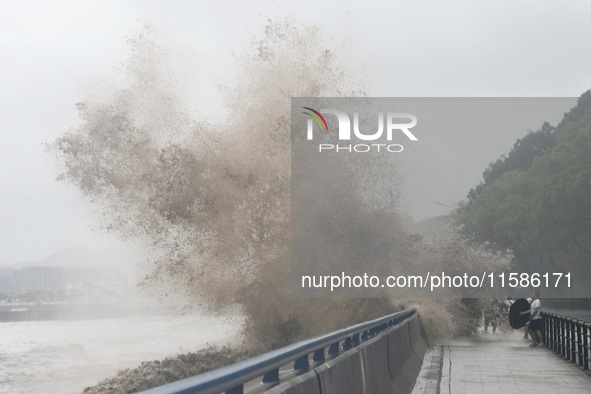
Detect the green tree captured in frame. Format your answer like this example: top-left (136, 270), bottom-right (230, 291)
top-left (458, 91), bottom-right (591, 294)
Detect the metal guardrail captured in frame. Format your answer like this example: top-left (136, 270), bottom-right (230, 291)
top-left (543, 312), bottom-right (591, 372)
top-left (141, 307), bottom-right (417, 394)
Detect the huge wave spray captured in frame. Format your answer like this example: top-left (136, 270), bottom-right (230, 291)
top-left (50, 21), bottom-right (401, 350)
top-left (50, 21), bottom-right (512, 357)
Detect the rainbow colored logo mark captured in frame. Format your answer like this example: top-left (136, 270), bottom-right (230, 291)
top-left (302, 107), bottom-right (329, 132)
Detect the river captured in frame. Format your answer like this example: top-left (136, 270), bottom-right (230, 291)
top-left (0, 313), bottom-right (242, 394)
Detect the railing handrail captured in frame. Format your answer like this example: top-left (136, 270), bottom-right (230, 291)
top-left (542, 311), bottom-right (591, 373)
top-left (542, 311), bottom-right (591, 327)
top-left (141, 307), bottom-right (417, 394)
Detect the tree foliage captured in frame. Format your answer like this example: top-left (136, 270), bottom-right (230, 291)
top-left (457, 91), bottom-right (591, 293)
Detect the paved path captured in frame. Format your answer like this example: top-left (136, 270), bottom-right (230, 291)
top-left (439, 331), bottom-right (591, 394)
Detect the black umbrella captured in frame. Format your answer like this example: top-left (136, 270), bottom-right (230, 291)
top-left (509, 298), bottom-right (531, 329)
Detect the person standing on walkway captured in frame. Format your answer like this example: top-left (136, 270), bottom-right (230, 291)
top-left (520, 290), bottom-right (543, 346)
top-left (483, 297), bottom-right (501, 333)
top-left (523, 297), bottom-right (532, 340)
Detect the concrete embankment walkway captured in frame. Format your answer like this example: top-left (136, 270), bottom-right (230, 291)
top-left (440, 331), bottom-right (591, 394)
top-left (435, 331), bottom-right (591, 394)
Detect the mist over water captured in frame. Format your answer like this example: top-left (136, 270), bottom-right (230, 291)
top-left (0, 314), bottom-right (241, 394)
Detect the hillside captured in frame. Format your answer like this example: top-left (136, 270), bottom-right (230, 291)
top-left (456, 91), bottom-right (591, 296)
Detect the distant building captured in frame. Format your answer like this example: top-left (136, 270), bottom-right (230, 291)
top-left (0, 266), bottom-right (127, 301)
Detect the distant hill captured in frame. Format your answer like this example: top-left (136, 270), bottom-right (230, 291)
top-left (457, 90), bottom-right (591, 295)
top-left (2, 245), bottom-right (140, 270)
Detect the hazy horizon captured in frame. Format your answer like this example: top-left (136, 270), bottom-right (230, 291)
top-left (2, 0), bottom-right (591, 263)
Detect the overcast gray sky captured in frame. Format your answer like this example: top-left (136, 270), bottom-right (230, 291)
top-left (1, 0), bottom-right (590, 263)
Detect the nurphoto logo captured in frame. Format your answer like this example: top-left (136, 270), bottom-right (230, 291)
top-left (302, 107), bottom-right (418, 153)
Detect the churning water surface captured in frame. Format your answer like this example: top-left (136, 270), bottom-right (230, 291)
top-left (0, 314), bottom-right (242, 394)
